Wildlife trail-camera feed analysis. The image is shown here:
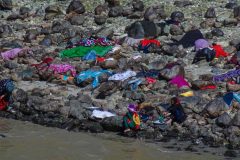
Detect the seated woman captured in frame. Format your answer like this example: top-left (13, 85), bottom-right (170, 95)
top-left (0, 79), bottom-right (14, 111)
top-left (168, 97), bottom-right (187, 124)
top-left (123, 104), bottom-right (141, 133)
top-left (192, 47), bottom-right (216, 64)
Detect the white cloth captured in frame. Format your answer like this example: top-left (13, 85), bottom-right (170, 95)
top-left (108, 70), bottom-right (137, 81)
top-left (124, 37), bottom-right (142, 47)
top-left (91, 110), bottom-right (115, 119)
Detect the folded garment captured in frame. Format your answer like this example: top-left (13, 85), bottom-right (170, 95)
top-left (128, 78), bottom-right (142, 91)
top-left (82, 50), bottom-right (97, 61)
top-left (59, 46), bottom-right (113, 58)
top-left (180, 91), bottom-right (194, 97)
top-left (195, 39), bottom-right (209, 51)
top-left (1, 48), bottom-right (23, 60)
top-left (48, 64), bottom-right (76, 77)
top-left (223, 92), bottom-right (240, 106)
top-left (146, 77), bottom-right (157, 84)
top-left (212, 44), bottom-right (229, 58)
top-left (200, 85), bottom-right (217, 90)
top-left (91, 110), bottom-right (116, 119)
top-left (67, 37), bottom-right (115, 48)
top-left (108, 70), bottom-right (137, 81)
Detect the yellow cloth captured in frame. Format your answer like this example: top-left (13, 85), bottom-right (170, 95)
top-left (180, 91), bottom-right (194, 97)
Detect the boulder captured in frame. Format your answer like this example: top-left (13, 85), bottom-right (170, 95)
top-left (233, 5), bottom-right (240, 18)
top-left (101, 116), bottom-right (123, 132)
top-left (144, 6), bottom-right (166, 21)
top-left (94, 15), bottom-right (107, 25)
top-left (204, 7), bottom-right (216, 18)
top-left (232, 110), bottom-right (240, 127)
top-left (0, 0), bottom-right (12, 10)
top-left (66, 0), bottom-right (85, 14)
top-left (204, 98), bottom-right (229, 118)
top-left (126, 20), bottom-right (161, 39)
top-left (108, 6), bottom-right (123, 17)
top-left (69, 15), bottom-right (85, 25)
top-left (216, 112), bottom-right (232, 127)
top-left (132, 0), bottom-right (144, 12)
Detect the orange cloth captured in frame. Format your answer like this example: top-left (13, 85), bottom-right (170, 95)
top-left (212, 44), bottom-right (229, 58)
top-left (140, 39), bottom-right (161, 47)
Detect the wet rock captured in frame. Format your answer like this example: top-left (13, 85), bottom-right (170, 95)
top-left (204, 7), bottom-right (216, 18)
top-left (94, 15), bottom-right (107, 25)
top-left (174, 0), bottom-right (193, 7)
top-left (223, 18), bottom-right (238, 27)
top-left (216, 112), bottom-right (232, 127)
top-left (170, 24), bottom-right (183, 35)
top-left (69, 15), bottom-right (85, 25)
top-left (108, 6), bottom-right (123, 17)
top-left (144, 6), bottom-right (166, 21)
top-left (232, 110), bottom-right (240, 127)
top-left (211, 28), bottom-right (224, 37)
top-left (0, 24), bottom-right (12, 38)
top-left (170, 11), bottom-right (185, 22)
top-left (105, 0), bottom-right (120, 7)
top-left (204, 98), bottom-right (229, 118)
top-left (15, 89), bottom-right (28, 103)
top-left (224, 150), bottom-right (238, 157)
top-left (0, 0), bottom-right (12, 10)
top-left (132, 0), bottom-right (144, 12)
top-left (66, 0), bottom-right (85, 14)
top-left (233, 5), bottom-right (240, 18)
top-left (19, 7), bottom-right (31, 15)
top-left (101, 116), bottom-right (123, 132)
top-left (126, 20), bottom-right (161, 39)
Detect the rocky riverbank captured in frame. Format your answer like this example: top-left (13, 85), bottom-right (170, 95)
top-left (1, 0), bottom-right (240, 158)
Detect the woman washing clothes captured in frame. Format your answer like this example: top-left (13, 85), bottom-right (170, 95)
top-left (0, 79), bottom-right (15, 111)
top-left (123, 104), bottom-right (141, 133)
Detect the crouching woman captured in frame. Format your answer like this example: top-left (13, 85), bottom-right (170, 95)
top-left (123, 104), bottom-right (141, 133)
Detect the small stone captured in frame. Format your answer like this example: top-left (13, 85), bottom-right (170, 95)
top-left (223, 18), bottom-right (238, 27)
top-left (233, 5), bottom-right (240, 18)
top-left (224, 150), bottom-right (238, 157)
top-left (94, 15), bottom-right (107, 25)
top-left (105, 0), bottom-right (120, 7)
top-left (0, 0), bottom-right (12, 10)
top-left (19, 6), bottom-right (31, 15)
top-left (216, 112), bottom-right (232, 127)
top-left (211, 28), bottom-right (224, 37)
top-left (69, 15), bottom-right (85, 25)
top-left (170, 11), bottom-right (184, 22)
top-left (66, 0), bottom-right (85, 14)
top-left (108, 6), bottom-right (123, 17)
top-left (132, 0), bottom-right (144, 12)
top-left (204, 7), bottom-right (216, 18)
top-left (174, 0), bottom-right (193, 7)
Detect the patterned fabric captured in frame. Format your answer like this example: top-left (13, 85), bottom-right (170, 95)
top-left (0, 79), bottom-right (14, 95)
top-left (48, 64), bottom-right (76, 77)
top-left (1, 48), bottom-right (23, 60)
top-left (67, 37), bottom-right (114, 48)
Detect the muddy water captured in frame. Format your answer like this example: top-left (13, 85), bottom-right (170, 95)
top-left (0, 118), bottom-right (222, 160)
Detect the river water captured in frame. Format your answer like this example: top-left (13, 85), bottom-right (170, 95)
top-left (0, 118), bottom-right (224, 160)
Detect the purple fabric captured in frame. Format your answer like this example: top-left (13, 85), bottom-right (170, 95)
top-left (170, 75), bottom-right (190, 88)
top-left (128, 104), bottom-right (137, 112)
top-left (195, 39), bottom-right (209, 51)
top-left (1, 48), bottom-right (23, 60)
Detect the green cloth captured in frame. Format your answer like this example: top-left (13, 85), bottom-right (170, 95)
top-left (59, 46), bottom-right (113, 58)
top-left (123, 112), bottom-right (136, 129)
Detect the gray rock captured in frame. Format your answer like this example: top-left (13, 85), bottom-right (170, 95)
top-left (94, 15), bottom-right (107, 25)
top-left (225, 2), bottom-right (238, 9)
top-left (132, 0), bottom-right (144, 12)
top-left (170, 11), bottom-right (184, 22)
top-left (0, 24), bottom-right (12, 38)
top-left (170, 24), bottom-right (183, 35)
top-left (4, 61), bottom-right (18, 69)
top-left (108, 6), bottom-right (123, 17)
top-left (51, 20), bottom-right (72, 33)
top-left (69, 100), bottom-right (85, 120)
top-left (204, 7), bottom-right (216, 18)
top-left (19, 6), bottom-right (31, 15)
top-left (15, 89), bottom-right (28, 103)
top-left (39, 37), bottom-right (52, 46)
top-left (77, 94), bottom-right (92, 104)
top-left (27, 96), bottom-right (60, 112)
top-left (211, 28), bottom-right (224, 37)
top-left (174, 0), bottom-right (193, 7)
top-left (69, 15), bottom-right (85, 25)
top-left (95, 27), bottom-right (114, 39)
top-left (101, 116), bottom-right (123, 132)
top-left (122, 7), bottom-right (133, 17)
top-left (216, 112), bottom-right (232, 127)
top-left (66, 0), bottom-right (85, 14)
top-left (204, 98), bottom-right (229, 118)
top-left (223, 18), bottom-right (238, 27)
top-left (144, 6), bottom-right (166, 21)
top-left (0, 0), bottom-right (12, 10)
top-left (44, 5), bottom-right (62, 20)
top-left (159, 64), bottom-right (185, 80)
top-left (233, 5), bottom-right (240, 18)
top-left (94, 4), bottom-right (108, 15)
top-left (232, 111), bottom-right (240, 127)
top-left (127, 11), bottom-right (142, 19)
top-left (126, 20), bottom-right (161, 39)
top-left (105, 0), bottom-right (120, 7)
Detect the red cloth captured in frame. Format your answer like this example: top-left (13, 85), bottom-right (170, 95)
top-left (140, 39), bottom-right (161, 47)
top-left (0, 97), bottom-right (8, 111)
top-left (212, 44), bottom-right (229, 58)
top-left (146, 77), bottom-right (157, 84)
top-left (200, 85), bottom-right (217, 90)
top-left (96, 57), bottom-right (105, 63)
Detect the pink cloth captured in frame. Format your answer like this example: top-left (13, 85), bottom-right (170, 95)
top-left (1, 48), bottom-right (23, 60)
top-left (169, 75), bottom-right (190, 88)
top-left (48, 64), bottom-right (76, 76)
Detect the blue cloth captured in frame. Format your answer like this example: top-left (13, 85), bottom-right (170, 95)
top-left (128, 79), bottom-right (142, 91)
top-left (76, 70), bottom-right (112, 88)
top-left (82, 50), bottom-right (97, 61)
top-left (223, 92), bottom-right (240, 106)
